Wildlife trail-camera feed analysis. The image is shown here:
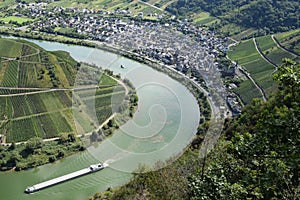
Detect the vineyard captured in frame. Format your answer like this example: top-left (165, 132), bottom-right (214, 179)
top-left (256, 36), bottom-right (297, 66)
top-left (0, 38), bottom-right (127, 143)
top-left (2, 60), bottom-right (18, 87)
top-left (228, 39), bottom-right (276, 103)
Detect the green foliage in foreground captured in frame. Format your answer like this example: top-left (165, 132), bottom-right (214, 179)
top-left (92, 59), bottom-right (299, 199)
top-left (0, 133), bottom-right (85, 171)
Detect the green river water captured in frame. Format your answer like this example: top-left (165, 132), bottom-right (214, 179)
top-left (0, 40), bottom-right (200, 200)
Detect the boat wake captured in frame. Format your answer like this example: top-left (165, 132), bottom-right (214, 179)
top-left (104, 159), bottom-right (116, 165)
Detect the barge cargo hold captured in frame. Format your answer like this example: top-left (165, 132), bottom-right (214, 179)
top-left (25, 163), bottom-right (108, 193)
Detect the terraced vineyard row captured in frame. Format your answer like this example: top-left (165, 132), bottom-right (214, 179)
top-left (1, 60), bottom-right (75, 88)
top-left (0, 91), bottom-right (72, 119)
top-left (2, 60), bottom-right (18, 87)
top-left (18, 62), bottom-right (37, 87)
top-left (275, 29), bottom-right (300, 56)
top-left (76, 85), bottom-right (124, 98)
top-left (0, 38), bottom-right (127, 143)
top-left (228, 39), bottom-right (275, 104)
top-left (0, 85), bottom-right (125, 142)
top-left (256, 36), bottom-right (297, 66)
top-left (83, 91), bottom-right (125, 110)
top-left (96, 106), bottom-right (113, 125)
top-left (4, 111), bottom-right (73, 142)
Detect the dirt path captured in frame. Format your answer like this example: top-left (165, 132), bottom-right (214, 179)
top-left (111, 76), bottom-right (129, 95)
top-left (0, 87), bottom-right (72, 97)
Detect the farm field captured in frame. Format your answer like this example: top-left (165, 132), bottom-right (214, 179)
top-left (274, 29), bottom-right (300, 56)
top-left (193, 12), bottom-right (219, 26)
top-left (256, 35), bottom-right (298, 65)
top-left (0, 16), bottom-right (33, 24)
top-left (0, 85), bottom-right (124, 142)
top-left (47, 0), bottom-right (165, 15)
top-left (0, 39), bottom-right (23, 57)
top-left (234, 80), bottom-right (261, 104)
top-left (0, 38), bottom-right (79, 88)
top-left (228, 39), bottom-right (276, 104)
top-left (0, 38), bottom-right (127, 143)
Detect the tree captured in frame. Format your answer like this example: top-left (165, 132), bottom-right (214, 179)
top-left (273, 59), bottom-right (300, 102)
top-left (26, 137), bottom-right (43, 153)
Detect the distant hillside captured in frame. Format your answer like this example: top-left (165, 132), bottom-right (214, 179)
top-left (0, 38), bottom-right (79, 88)
top-left (166, 0), bottom-right (299, 33)
top-left (0, 38), bottom-right (127, 143)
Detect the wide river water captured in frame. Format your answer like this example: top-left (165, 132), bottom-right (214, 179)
top-left (0, 39), bottom-right (200, 200)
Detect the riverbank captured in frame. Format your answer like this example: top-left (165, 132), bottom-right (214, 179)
top-left (0, 32), bottom-right (202, 200)
top-left (0, 28), bottom-right (212, 146)
top-left (0, 52), bottom-right (138, 171)
top-left (0, 134), bottom-right (85, 171)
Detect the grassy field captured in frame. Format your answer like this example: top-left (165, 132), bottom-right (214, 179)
top-left (228, 39), bottom-right (276, 104)
top-left (193, 12), bottom-right (219, 26)
top-left (0, 16), bottom-right (33, 24)
top-left (0, 0), bottom-right (15, 9)
top-left (0, 38), bottom-right (126, 142)
top-left (0, 38), bottom-right (23, 57)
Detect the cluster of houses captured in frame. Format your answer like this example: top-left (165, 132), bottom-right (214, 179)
top-left (0, 134), bottom-right (3, 143)
top-left (226, 94), bottom-right (242, 115)
top-left (10, 2), bottom-right (243, 115)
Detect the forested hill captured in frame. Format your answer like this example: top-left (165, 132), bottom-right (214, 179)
top-left (166, 0), bottom-right (299, 33)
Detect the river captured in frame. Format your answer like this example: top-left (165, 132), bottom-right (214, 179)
top-left (0, 39), bottom-right (200, 200)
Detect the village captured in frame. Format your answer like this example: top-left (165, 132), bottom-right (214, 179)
top-left (3, 2), bottom-right (242, 115)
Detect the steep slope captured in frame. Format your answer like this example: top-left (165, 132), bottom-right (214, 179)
top-left (167, 0), bottom-right (299, 33)
top-left (92, 59), bottom-right (300, 200)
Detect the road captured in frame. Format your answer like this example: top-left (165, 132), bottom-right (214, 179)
top-left (237, 66), bottom-right (267, 101)
top-left (253, 38), bottom-right (278, 68)
top-left (229, 40), bottom-right (268, 102)
top-left (138, 0), bottom-right (164, 12)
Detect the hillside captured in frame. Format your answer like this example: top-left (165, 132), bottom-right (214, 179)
top-left (166, 0), bottom-right (299, 34)
top-left (227, 30), bottom-right (299, 104)
top-left (0, 38), bottom-right (79, 88)
top-left (275, 29), bottom-right (300, 56)
top-left (91, 60), bottom-right (300, 200)
top-left (0, 38), bottom-right (127, 143)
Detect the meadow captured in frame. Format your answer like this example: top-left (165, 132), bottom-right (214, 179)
top-left (193, 12), bottom-right (219, 26)
top-left (0, 16), bottom-right (33, 24)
